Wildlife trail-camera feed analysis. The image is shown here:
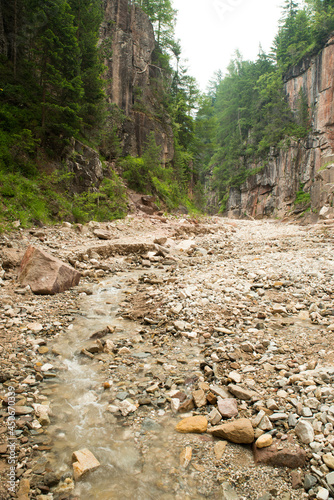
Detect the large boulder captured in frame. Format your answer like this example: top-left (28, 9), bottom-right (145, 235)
top-left (18, 246), bottom-right (81, 295)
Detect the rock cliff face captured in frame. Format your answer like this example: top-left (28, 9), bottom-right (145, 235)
top-left (227, 36), bottom-right (334, 219)
top-left (100, 0), bottom-right (174, 163)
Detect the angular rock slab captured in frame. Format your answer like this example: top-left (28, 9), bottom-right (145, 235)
top-left (209, 418), bottom-right (254, 444)
top-left (19, 245), bottom-right (81, 295)
top-left (217, 398), bottom-right (238, 419)
top-left (253, 438), bottom-right (306, 469)
top-left (72, 448), bottom-right (100, 481)
top-left (93, 229), bottom-right (112, 240)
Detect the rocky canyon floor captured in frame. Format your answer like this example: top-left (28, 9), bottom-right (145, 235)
top-left (0, 214), bottom-right (334, 500)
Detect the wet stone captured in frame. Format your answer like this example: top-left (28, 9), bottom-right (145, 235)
top-left (131, 352), bottom-right (152, 358)
top-left (214, 440), bottom-right (227, 460)
top-left (116, 391), bottom-right (129, 401)
top-left (72, 448), bottom-right (101, 481)
top-left (141, 418), bottom-right (161, 432)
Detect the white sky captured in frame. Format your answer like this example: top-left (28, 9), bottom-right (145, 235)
top-left (173, 0), bottom-right (283, 91)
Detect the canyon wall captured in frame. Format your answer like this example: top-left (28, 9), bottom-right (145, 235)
top-left (100, 0), bottom-right (174, 163)
top-left (227, 36), bottom-right (334, 219)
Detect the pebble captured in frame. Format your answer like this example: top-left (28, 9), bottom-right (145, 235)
top-left (316, 487), bottom-right (329, 500)
top-left (227, 384), bottom-right (257, 401)
top-left (180, 446), bottom-right (192, 468)
top-left (295, 420), bottom-right (315, 444)
top-left (220, 482), bottom-right (239, 500)
top-left (256, 434), bottom-right (273, 449)
top-left (323, 454), bottom-right (334, 470)
top-left (192, 389), bottom-right (207, 408)
top-left (325, 471), bottom-right (334, 486)
top-left (304, 474), bottom-right (318, 491)
top-left (214, 440), bottom-right (227, 460)
top-left (217, 398), bottom-right (238, 419)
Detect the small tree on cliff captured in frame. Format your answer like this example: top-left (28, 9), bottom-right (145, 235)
top-left (135, 0), bottom-right (176, 50)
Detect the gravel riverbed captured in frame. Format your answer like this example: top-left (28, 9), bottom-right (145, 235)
top-left (0, 215), bottom-right (333, 500)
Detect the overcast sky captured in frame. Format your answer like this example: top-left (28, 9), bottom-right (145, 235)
top-left (173, 0), bottom-right (284, 91)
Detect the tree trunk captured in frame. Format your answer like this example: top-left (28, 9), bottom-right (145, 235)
top-left (13, 0), bottom-right (17, 78)
top-left (0, 0), bottom-right (8, 57)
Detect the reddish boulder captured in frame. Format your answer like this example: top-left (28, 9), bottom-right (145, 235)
top-left (253, 437), bottom-right (306, 469)
top-left (19, 246), bottom-right (81, 295)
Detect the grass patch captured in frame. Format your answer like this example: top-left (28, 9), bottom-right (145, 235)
top-left (0, 165), bottom-right (127, 231)
top-left (294, 184), bottom-right (311, 205)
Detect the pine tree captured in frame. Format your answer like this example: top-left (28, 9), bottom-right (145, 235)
top-left (274, 4), bottom-right (312, 69)
top-left (67, 0), bottom-right (104, 131)
top-left (135, 0), bottom-right (176, 51)
top-left (30, 0), bottom-right (83, 145)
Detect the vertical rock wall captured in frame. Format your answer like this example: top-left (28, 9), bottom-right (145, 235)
top-left (227, 36), bottom-right (334, 218)
top-left (100, 0), bottom-right (174, 163)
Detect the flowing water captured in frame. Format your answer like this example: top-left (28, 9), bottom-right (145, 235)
top-left (41, 272), bottom-right (189, 499)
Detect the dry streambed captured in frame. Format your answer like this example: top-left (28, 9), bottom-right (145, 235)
top-left (0, 216), bottom-right (333, 500)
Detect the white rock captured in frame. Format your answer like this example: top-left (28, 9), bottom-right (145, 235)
top-left (316, 487), bottom-right (329, 500)
top-left (118, 400), bottom-right (137, 416)
top-left (229, 371), bottom-right (242, 384)
top-left (272, 304), bottom-right (287, 314)
top-left (319, 206), bottom-right (330, 217)
top-left (326, 471), bottom-right (334, 486)
top-left (27, 322), bottom-right (43, 332)
top-left (107, 405), bottom-right (120, 414)
top-left (295, 419), bottom-right (315, 444)
top-left (171, 398), bottom-right (180, 413)
top-left (41, 363), bottom-right (54, 372)
top-left (269, 413), bottom-right (288, 421)
top-left (171, 304), bottom-right (183, 314)
top-left (32, 404), bottom-right (51, 425)
top-left (258, 415), bottom-right (273, 432)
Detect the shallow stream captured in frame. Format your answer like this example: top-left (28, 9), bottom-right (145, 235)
top-left (42, 273), bottom-right (189, 499)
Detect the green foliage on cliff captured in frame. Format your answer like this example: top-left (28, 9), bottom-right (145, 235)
top-left (134, 0), bottom-right (177, 52)
top-left (294, 183), bottom-right (311, 205)
top-left (274, 0), bottom-right (334, 70)
top-left (120, 132), bottom-right (188, 210)
top-left (0, 0), bottom-right (131, 228)
top-left (0, 0), bottom-right (104, 152)
top-left (193, 51), bottom-right (309, 207)
top-left (193, 0), bottom-right (333, 213)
